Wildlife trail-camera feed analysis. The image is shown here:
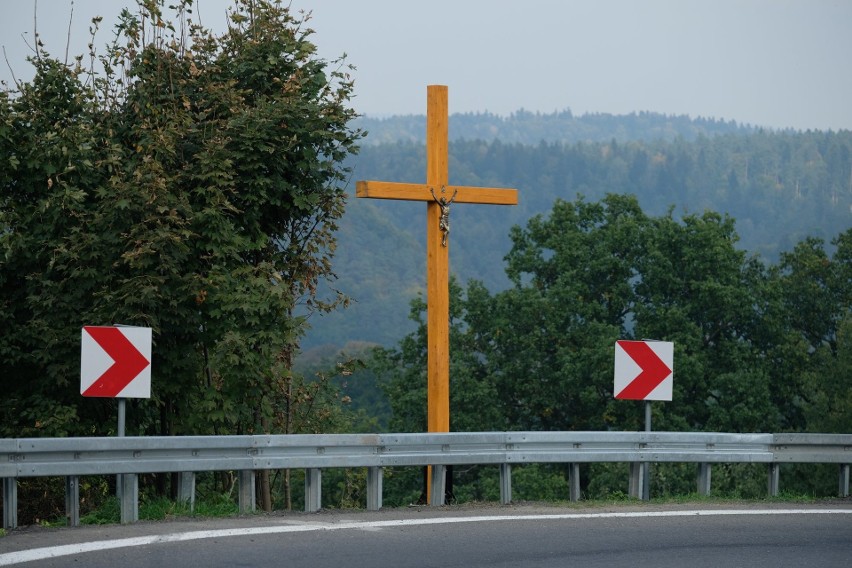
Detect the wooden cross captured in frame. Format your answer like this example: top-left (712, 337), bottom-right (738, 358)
top-left (356, 85), bottom-right (518, 437)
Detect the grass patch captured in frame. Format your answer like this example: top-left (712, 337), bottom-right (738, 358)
top-left (63, 491), bottom-right (835, 528)
top-left (81, 497), bottom-right (120, 525)
top-left (139, 494), bottom-right (239, 521)
top-left (80, 494), bottom-right (241, 525)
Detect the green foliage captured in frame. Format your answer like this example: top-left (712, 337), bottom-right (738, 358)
top-left (0, 0), bottom-right (361, 439)
top-left (78, 492), bottom-right (239, 525)
top-left (375, 195), bottom-right (851, 502)
top-left (355, 110), bottom-right (750, 147)
top-left (308, 128), bottom-right (852, 350)
top-left (80, 497), bottom-right (121, 525)
top-left (510, 464), bottom-right (572, 502)
top-left (380, 466), bottom-right (426, 507)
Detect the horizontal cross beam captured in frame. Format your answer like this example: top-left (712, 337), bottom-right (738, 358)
top-left (356, 180), bottom-right (518, 206)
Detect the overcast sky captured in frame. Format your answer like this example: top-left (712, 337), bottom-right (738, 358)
top-left (2, 0), bottom-right (850, 131)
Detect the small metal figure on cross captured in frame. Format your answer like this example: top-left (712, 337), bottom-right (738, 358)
top-left (430, 187), bottom-right (458, 247)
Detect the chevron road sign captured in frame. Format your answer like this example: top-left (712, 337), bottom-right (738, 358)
top-left (81, 326), bottom-right (152, 398)
top-left (614, 340), bottom-right (673, 401)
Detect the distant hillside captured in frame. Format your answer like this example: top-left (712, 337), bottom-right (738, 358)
top-left (300, 116), bottom-right (851, 354)
top-left (354, 109), bottom-right (756, 146)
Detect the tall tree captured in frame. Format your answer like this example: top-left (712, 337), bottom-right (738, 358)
top-left (379, 194), bottom-right (797, 435)
top-left (0, 0), bottom-right (361, 439)
top-left (777, 229), bottom-right (852, 433)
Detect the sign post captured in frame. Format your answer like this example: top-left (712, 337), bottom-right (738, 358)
top-left (81, 325), bottom-right (152, 511)
top-left (614, 339), bottom-right (673, 500)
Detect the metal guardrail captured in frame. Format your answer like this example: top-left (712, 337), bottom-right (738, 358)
top-left (2, 431), bottom-right (851, 529)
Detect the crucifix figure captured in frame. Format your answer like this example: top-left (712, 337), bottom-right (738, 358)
top-left (356, 86), bottom-right (518, 500)
top-left (430, 186), bottom-right (458, 247)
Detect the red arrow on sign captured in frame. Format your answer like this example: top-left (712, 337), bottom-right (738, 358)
top-left (614, 340), bottom-right (673, 400)
top-left (82, 326), bottom-right (151, 397)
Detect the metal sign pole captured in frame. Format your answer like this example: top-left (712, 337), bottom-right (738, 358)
top-left (116, 398), bottom-right (126, 499)
top-left (118, 398), bottom-right (126, 437)
top-left (643, 400), bottom-right (651, 500)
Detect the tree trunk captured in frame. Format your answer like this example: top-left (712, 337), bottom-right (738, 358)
top-left (260, 470), bottom-right (273, 512)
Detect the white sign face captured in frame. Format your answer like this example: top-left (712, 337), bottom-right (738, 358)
top-left (81, 326), bottom-right (152, 398)
top-left (614, 340), bottom-right (673, 401)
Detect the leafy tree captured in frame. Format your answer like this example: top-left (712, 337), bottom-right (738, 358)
top-left (777, 229), bottom-right (852, 433)
top-left (0, 0), bottom-right (361, 441)
top-left (374, 277), bottom-right (503, 433)
top-left (375, 195), bottom-right (851, 500)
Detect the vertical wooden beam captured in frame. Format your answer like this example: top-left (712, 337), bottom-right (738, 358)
top-left (425, 85), bottom-right (449, 503)
top-left (426, 84), bottom-right (450, 436)
top-left (355, 86), bottom-right (517, 505)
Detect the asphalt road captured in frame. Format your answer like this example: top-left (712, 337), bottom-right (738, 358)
top-left (2, 503), bottom-right (851, 567)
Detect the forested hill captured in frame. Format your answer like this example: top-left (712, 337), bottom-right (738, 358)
top-left (354, 109), bottom-right (755, 146)
top-left (300, 116), bottom-right (852, 354)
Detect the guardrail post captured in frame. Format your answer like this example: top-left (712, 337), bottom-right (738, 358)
top-left (839, 464), bottom-right (850, 497)
top-left (697, 463), bottom-right (712, 496)
top-left (305, 468), bottom-right (322, 512)
top-left (366, 467), bottom-right (383, 511)
top-left (430, 465), bottom-right (446, 506)
top-left (569, 463), bottom-right (581, 502)
top-left (499, 463), bottom-right (512, 504)
top-left (238, 470), bottom-right (256, 514)
top-left (2, 478), bottom-right (17, 529)
top-left (178, 472), bottom-right (196, 513)
top-left (65, 475), bottom-right (80, 526)
top-left (628, 462), bottom-right (642, 499)
top-left (119, 474), bottom-right (138, 524)
top-left (767, 463), bottom-right (780, 497)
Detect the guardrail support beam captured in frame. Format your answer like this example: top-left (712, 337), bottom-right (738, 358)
top-left (697, 463), bottom-right (712, 496)
top-left (305, 468), bottom-right (322, 512)
top-left (367, 467), bottom-right (383, 511)
top-left (569, 463), bottom-right (581, 502)
top-left (767, 463), bottom-right (780, 497)
top-left (2, 478), bottom-right (17, 529)
top-left (430, 465), bottom-right (446, 506)
top-left (238, 470), bottom-right (255, 514)
top-left (119, 474), bottom-right (138, 524)
top-left (178, 472), bottom-right (196, 513)
top-left (839, 464), bottom-right (850, 497)
top-left (499, 463), bottom-right (512, 504)
top-left (628, 462), bottom-right (643, 499)
top-left (65, 475), bottom-right (80, 526)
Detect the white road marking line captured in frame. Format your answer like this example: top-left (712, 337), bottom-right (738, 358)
top-left (2, 509), bottom-right (850, 566)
